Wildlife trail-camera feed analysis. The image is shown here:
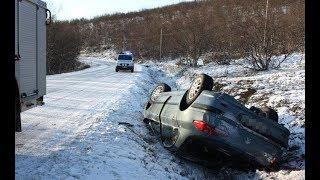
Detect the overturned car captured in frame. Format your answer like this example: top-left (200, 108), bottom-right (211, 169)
top-left (143, 74), bottom-right (290, 169)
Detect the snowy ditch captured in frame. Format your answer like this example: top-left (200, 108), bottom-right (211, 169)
top-left (16, 54), bottom-right (305, 179)
top-left (147, 53), bottom-right (305, 179)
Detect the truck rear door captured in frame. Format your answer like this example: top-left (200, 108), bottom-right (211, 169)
top-left (18, 0), bottom-right (38, 98)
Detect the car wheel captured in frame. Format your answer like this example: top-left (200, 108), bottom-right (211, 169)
top-left (161, 126), bottom-right (180, 149)
top-left (131, 69), bottom-right (134, 73)
top-left (186, 73), bottom-right (213, 106)
top-left (115, 68), bottom-right (119, 72)
top-left (150, 83), bottom-right (171, 103)
top-left (250, 106), bottom-right (264, 116)
top-left (261, 107), bottom-right (278, 123)
top-left (143, 118), bottom-right (150, 124)
top-left (250, 106), bottom-right (278, 123)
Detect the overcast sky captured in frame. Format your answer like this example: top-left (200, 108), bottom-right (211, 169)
top-left (44, 0), bottom-right (193, 21)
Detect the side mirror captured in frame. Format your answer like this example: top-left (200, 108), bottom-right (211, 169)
top-left (46, 9), bottom-right (52, 25)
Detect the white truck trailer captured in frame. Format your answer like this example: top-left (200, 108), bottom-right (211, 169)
top-left (15, 0), bottom-right (51, 131)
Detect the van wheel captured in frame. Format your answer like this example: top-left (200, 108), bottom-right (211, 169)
top-left (186, 74), bottom-right (213, 106)
top-left (150, 83), bottom-right (171, 103)
top-left (15, 93), bottom-right (21, 132)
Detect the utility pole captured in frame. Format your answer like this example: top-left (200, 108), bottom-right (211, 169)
top-left (262, 0), bottom-right (269, 49)
top-left (122, 34), bottom-right (126, 52)
top-left (159, 28), bottom-right (163, 60)
top-left (103, 36), bottom-right (107, 46)
top-left (122, 22), bottom-right (126, 52)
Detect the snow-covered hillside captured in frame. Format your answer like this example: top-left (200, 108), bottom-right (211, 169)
top-left (16, 54), bottom-right (305, 179)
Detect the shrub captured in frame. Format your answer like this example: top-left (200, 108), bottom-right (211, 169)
top-left (203, 52), bottom-right (233, 65)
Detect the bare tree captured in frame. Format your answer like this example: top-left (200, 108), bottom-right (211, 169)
top-left (231, 0), bottom-right (304, 71)
top-left (47, 20), bottom-right (84, 74)
top-left (172, 10), bottom-right (213, 66)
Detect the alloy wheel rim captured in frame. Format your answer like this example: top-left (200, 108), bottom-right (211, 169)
top-left (188, 77), bottom-right (202, 100)
top-left (151, 86), bottom-right (164, 101)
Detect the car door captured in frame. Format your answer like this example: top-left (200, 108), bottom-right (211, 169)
top-left (159, 96), bottom-right (180, 147)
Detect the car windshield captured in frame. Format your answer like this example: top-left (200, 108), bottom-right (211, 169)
top-left (118, 55), bottom-right (132, 60)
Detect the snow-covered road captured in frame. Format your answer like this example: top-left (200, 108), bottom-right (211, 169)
top-left (16, 60), bottom-right (143, 177)
top-left (15, 58), bottom-right (212, 179)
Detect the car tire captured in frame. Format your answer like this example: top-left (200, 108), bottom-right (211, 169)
top-left (131, 68), bottom-right (134, 73)
top-left (250, 106), bottom-right (278, 123)
top-left (185, 73), bottom-right (213, 106)
top-left (116, 68), bottom-right (119, 72)
top-left (150, 83), bottom-right (171, 103)
top-left (261, 107), bottom-right (278, 123)
top-left (250, 106), bottom-right (264, 116)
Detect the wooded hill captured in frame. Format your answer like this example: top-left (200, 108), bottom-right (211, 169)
top-left (49, 0), bottom-right (304, 71)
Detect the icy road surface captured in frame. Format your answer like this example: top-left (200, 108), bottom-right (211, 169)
top-left (15, 58), bottom-right (214, 179)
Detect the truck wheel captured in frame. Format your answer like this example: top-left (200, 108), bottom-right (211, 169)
top-left (150, 83), bottom-right (171, 103)
top-left (261, 107), bottom-right (278, 123)
top-left (186, 73), bottom-right (213, 106)
top-left (15, 93), bottom-right (21, 132)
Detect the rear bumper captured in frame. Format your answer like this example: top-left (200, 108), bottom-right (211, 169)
top-left (116, 65), bottom-right (134, 70)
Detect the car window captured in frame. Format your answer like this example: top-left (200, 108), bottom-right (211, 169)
top-left (118, 55), bottom-right (132, 60)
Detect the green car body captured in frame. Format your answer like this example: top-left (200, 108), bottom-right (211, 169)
top-left (144, 90), bottom-right (290, 168)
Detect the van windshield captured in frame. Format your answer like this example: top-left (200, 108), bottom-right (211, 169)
top-left (118, 55), bottom-right (132, 60)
